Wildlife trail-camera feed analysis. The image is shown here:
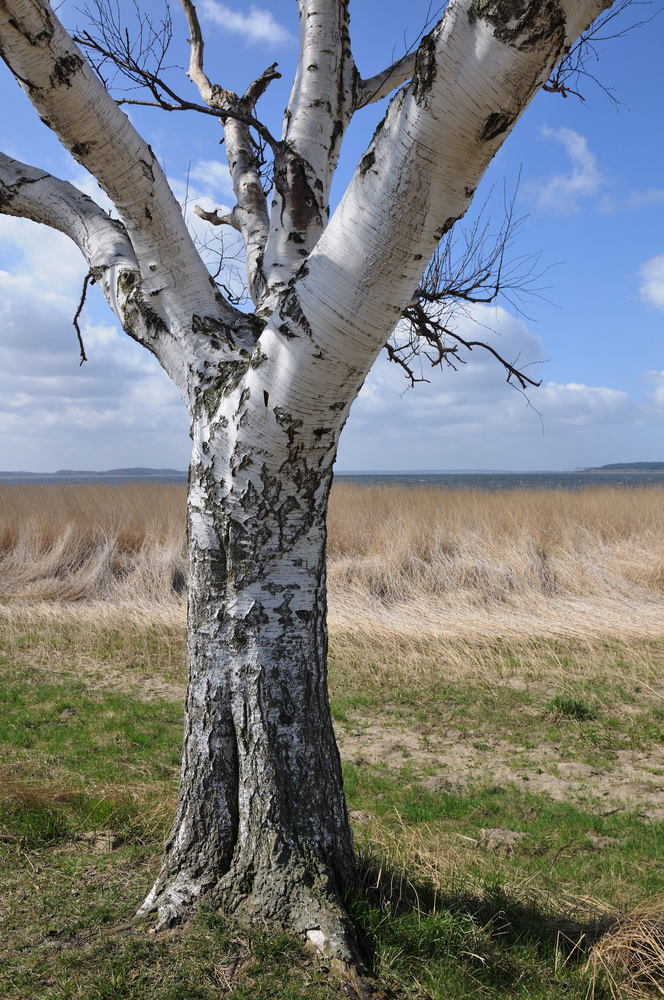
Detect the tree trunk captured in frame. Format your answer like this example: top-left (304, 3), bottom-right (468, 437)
top-left (138, 404), bottom-right (360, 964)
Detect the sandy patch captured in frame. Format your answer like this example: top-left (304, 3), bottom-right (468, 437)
top-left (336, 722), bottom-right (664, 821)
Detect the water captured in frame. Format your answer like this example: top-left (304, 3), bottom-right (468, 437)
top-left (1, 469), bottom-right (662, 490)
top-left (333, 471), bottom-right (664, 491)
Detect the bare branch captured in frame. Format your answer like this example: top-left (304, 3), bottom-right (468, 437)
top-left (544, 0), bottom-right (660, 102)
top-left (387, 184), bottom-right (545, 390)
top-left (76, 0), bottom-right (175, 94)
top-left (242, 63), bottom-right (282, 109)
top-left (179, 0), bottom-right (273, 304)
top-left (194, 205), bottom-right (234, 229)
top-left (0, 0), bottom-right (228, 333)
top-left (355, 52), bottom-right (417, 108)
top-left (180, 0), bottom-right (212, 98)
top-left (73, 271), bottom-right (93, 365)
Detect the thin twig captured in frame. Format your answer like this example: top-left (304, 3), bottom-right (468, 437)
top-left (73, 271), bottom-right (93, 364)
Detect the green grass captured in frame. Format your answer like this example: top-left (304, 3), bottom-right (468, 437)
top-left (3, 619), bottom-right (664, 997)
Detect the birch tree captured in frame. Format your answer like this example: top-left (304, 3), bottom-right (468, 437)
top-left (0, 0), bottom-right (616, 969)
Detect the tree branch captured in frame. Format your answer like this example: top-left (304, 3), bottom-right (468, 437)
top-left (354, 52), bottom-right (417, 108)
top-left (386, 183), bottom-right (546, 389)
top-left (0, 0), bottom-right (230, 337)
top-left (260, 0), bottom-right (358, 300)
top-left (544, 0), bottom-right (658, 102)
top-left (72, 271), bottom-right (93, 364)
top-left (0, 152), bottom-right (184, 360)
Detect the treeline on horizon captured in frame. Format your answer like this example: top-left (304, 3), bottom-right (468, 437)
top-left (581, 462), bottom-right (664, 472)
top-left (1, 461), bottom-right (664, 481)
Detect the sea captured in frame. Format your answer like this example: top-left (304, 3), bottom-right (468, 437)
top-left (333, 471), bottom-right (664, 491)
top-left (1, 470), bottom-right (663, 491)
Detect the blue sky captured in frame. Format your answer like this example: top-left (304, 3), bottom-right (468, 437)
top-left (0, 0), bottom-right (663, 472)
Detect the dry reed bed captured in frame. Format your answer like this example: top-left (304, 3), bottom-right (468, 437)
top-left (1, 482), bottom-right (663, 636)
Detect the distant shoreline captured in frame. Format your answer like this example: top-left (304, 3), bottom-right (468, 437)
top-left (1, 464), bottom-right (663, 485)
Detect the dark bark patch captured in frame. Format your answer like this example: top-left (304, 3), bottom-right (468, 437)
top-left (358, 151), bottom-right (375, 177)
top-left (192, 314), bottom-right (233, 345)
top-left (273, 149), bottom-right (321, 235)
top-left (481, 109), bottom-right (517, 142)
top-left (49, 53), bottom-right (83, 88)
top-left (139, 158), bottom-right (155, 183)
top-left (412, 31), bottom-right (437, 103)
top-left (278, 288), bottom-right (313, 339)
top-left (6, 10), bottom-right (53, 45)
top-left (273, 407), bottom-right (304, 445)
top-left (434, 216), bottom-right (459, 242)
top-left (250, 347), bottom-right (268, 369)
top-left (471, 0), bottom-right (566, 54)
top-left (70, 141), bottom-right (92, 157)
top-left (243, 312), bottom-right (267, 343)
top-left (201, 362), bottom-right (249, 421)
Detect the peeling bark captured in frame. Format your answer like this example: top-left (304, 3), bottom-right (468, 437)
top-left (138, 391), bottom-right (359, 961)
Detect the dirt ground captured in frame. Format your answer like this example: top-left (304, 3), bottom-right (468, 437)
top-left (87, 659), bottom-right (664, 824)
top-left (336, 723), bottom-right (664, 822)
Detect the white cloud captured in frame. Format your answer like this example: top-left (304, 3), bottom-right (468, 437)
top-left (639, 254), bottom-right (664, 310)
top-left (336, 304), bottom-right (661, 472)
top-left (188, 159), bottom-right (234, 197)
top-left (0, 215), bottom-right (189, 472)
top-left (643, 370), bottom-right (664, 409)
top-left (0, 215), bottom-right (87, 298)
top-left (198, 1), bottom-right (294, 46)
top-left (528, 126), bottom-right (605, 214)
top-left (535, 382), bottom-right (633, 426)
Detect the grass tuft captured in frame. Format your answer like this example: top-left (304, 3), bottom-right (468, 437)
top-left (587, 902), bottom-right (664, 998)
top-left (544, 695), bottom-right (597, 722)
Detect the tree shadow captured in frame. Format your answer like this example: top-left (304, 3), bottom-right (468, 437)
top-left (346, 852), bottom-right (617, 994)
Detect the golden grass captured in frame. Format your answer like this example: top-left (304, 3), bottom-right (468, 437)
top-left (0, 482), bottom-right (186, 608)
top-left (586, 901), bottom-right (664, 998)
top-left (1, 481), bottom-right (663, 636)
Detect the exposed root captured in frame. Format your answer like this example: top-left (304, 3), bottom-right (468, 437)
top-left (137, 860), bottom-right (369, 975)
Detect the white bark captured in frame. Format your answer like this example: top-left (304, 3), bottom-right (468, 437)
top-left (354, 51), bottom-right (417, 108)
top-left (0, 153), bottom-right (139, 326)
top-left (180, 0), bottom-right (272, 305)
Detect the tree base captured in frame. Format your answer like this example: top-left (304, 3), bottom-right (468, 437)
top-left (137, 856), bottom-right (369, 975)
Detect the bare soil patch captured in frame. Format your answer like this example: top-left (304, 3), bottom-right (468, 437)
top-left (336, 722), bottom-right (664, 821)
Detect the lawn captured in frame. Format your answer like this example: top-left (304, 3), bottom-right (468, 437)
top-left (2, 615), bottom-right (664, 998)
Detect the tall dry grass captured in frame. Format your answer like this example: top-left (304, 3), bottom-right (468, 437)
top-left (1, 481), bottom-right (663, 635)
top-left (0, 482), bottom-right (187, 608)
